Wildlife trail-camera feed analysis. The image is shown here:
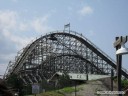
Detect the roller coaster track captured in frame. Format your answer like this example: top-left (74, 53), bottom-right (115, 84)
top-left (4, 30), bottom-right (128, 81)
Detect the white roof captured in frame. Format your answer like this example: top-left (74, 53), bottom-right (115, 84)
top-left (56, 72), bottom-right (110, 81)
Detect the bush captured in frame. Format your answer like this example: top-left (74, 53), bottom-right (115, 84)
top-left (39, 91), bottom-right (64, 96)
top-left (122, 79), bottom-right (128, 88)
top-left (6, 74), bottom-right (24, 96)
top-left (58, 73), bottom-right (71, 88)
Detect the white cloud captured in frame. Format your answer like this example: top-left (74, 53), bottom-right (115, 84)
top-left (0, 10), bottom-right (17, 31)
top-left (31, 15), bottom-right (52, 33)
top-left (8, 34), bottom-right (34, 49)
top-left (2, 28), bottom-right (34, 50)
top-left (19, 23), bottom-right (28, 31)
top-left (0, 10), bottom-right (52, 49)
top-left (0, 64), bottom-right (8, 77)
top-left (2, 29), bottom-right (11, 38)
top-left (0, 53), bottom-right (16, 62)
top-left (0, 10), bottom-right (53, 76)
top-left (78, 6), bottom-right (93, 16)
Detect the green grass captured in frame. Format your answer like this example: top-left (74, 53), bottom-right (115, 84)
top-left (25, 91), bottom-right (64, 96)
top-left (122, 79), bottom-right (128, 88)
top-left (59, 87), bottom-right (75, 93)
top-left (58, 86), bottom-right (82, 94)
top-left (25, 86), bottom-right (83, 96)
top-left (25, 95), bottom-right (34, 96)
top-left (38, 91), bottom-right (64, 96)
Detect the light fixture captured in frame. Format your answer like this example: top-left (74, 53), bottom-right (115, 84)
top-left (116, 43), bottom-right (128, 55)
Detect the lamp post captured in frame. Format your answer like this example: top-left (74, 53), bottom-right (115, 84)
top-left (113, 36), bottom-right (128, 96)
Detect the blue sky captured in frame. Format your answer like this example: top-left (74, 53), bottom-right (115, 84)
top-left (0, 0), bottom-right (128, 76)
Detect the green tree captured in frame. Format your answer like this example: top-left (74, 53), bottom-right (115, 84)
top-left (58, 73), bottom-right (71, 88)
top-left (122, 79), bottom-right (128, 88)
top-left (6, 74), bottom-right (24, 96)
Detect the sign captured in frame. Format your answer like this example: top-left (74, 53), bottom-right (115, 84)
top-left (32, 83), bottom-right (40, 94)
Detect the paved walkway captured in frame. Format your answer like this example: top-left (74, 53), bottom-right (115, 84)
top-left (66, 80), bottom-right (117, 96)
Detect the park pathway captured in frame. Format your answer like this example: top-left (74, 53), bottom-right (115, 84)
top-left (66, 80), bottom-right (117, 96)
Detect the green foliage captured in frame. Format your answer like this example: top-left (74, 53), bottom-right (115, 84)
top-left (23, 84), bottom-right (32, 95)
top-left (121, 79), bottom-right (128, 88)
top-left (59, 87), bottom-right (75, 93)
top-left (6, 74), bottom-right (19, 88)
top-left (25, 85), bottom-right (83, 96)
top-left (112, 76), bottom-right (117, 81)
top-left (41, 80), bottom-right (55, 91)
top-left (58, 86), bottom-right (82, 95)
top-left (38, 91), bottom-right (64, 96)
top-left (6, 74), bottom-right (25, 96)
top-left (58, 73), bottom-right (71, 88)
